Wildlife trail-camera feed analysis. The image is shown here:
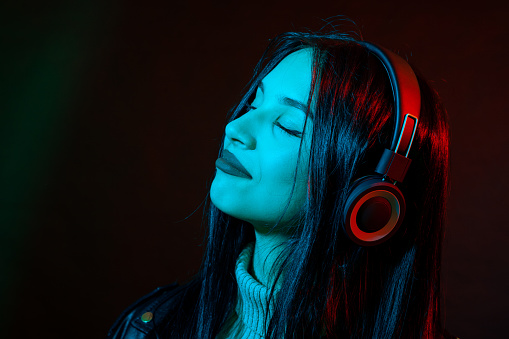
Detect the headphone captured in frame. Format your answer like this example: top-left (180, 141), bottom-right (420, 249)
top-left (342, 42), bottom-right (421, 246)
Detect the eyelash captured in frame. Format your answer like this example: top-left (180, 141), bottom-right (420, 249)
top-left (244, 104), bottom-right (302, 138)
top-left (274, 122), bottom-right (302, 137)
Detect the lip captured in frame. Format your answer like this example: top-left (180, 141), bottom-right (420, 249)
top-left (215, 149), bottom-right (252, 179)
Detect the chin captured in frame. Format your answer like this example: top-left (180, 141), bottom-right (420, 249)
top-left (210, 175), bottom-right (304, 231)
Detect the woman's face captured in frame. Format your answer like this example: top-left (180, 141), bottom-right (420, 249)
top-left (210, 49), bottom-right (314, 232)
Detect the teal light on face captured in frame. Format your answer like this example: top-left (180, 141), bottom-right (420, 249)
top-left (210, 49), bottom-right (314, 232)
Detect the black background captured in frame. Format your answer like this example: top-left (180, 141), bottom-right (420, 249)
top-left (1, 0), bottom-right (508, 338)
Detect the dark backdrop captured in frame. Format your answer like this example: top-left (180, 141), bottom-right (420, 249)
top-left (1, 0), bottom-right (507, 338)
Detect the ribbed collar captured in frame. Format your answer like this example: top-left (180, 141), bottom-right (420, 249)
top-left (234, 242), bottom-right (279, 338)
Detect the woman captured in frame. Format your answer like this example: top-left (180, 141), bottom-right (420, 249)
top-left (108, 28), bottom-right (452, 338)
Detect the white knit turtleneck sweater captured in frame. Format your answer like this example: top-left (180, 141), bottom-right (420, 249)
top-left (216, 242), bottom-right (278, 339)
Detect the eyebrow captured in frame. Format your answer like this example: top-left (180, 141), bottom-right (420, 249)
top-left (258, 81), bottom-right (313, 119)
top-left (280, 96), bottom-right (309, 115)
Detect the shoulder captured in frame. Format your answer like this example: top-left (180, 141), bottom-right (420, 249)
top-left (107, 279), bottom-right (201, 339)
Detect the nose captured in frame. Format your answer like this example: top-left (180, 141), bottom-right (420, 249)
top-left (225, 113), bottom-right (257, 150)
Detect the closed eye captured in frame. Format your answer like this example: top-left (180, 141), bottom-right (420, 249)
top-left (245, 103), bottom-right (302, 137)
top-left (274, 121), bottom-right (302, 137)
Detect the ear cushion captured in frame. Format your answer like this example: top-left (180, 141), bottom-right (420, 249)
top-left (343, 176), bottom-right (406, 246)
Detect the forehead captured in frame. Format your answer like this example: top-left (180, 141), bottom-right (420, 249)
top-left (261, 49), bottom-right (313, 101)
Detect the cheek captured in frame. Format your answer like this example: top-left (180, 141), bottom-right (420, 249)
top-left (258, 146), bottom-right (310, 215)
top-left (209, 136), bottom-right (311, 226)
top-left (259, 145), bottom-right (301, 191)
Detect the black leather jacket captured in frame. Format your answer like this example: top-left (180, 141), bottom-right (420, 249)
top-left (107, 281), bottom-right (459, 339)
top-left (107, 283), bottom-right (182, 339)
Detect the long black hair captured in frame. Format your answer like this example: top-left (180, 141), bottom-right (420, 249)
top-left (163, 28), bottom-right (450, 338)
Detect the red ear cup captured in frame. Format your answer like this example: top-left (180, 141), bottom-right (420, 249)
top-left (343, 176), bottom-right (406, 246)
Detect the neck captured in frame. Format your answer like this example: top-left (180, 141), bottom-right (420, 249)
top-left (250, 229), bottom-right (290, 287)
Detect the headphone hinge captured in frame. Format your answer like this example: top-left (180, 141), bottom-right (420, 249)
top-left (375, 148), bottom-right (412, 183)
